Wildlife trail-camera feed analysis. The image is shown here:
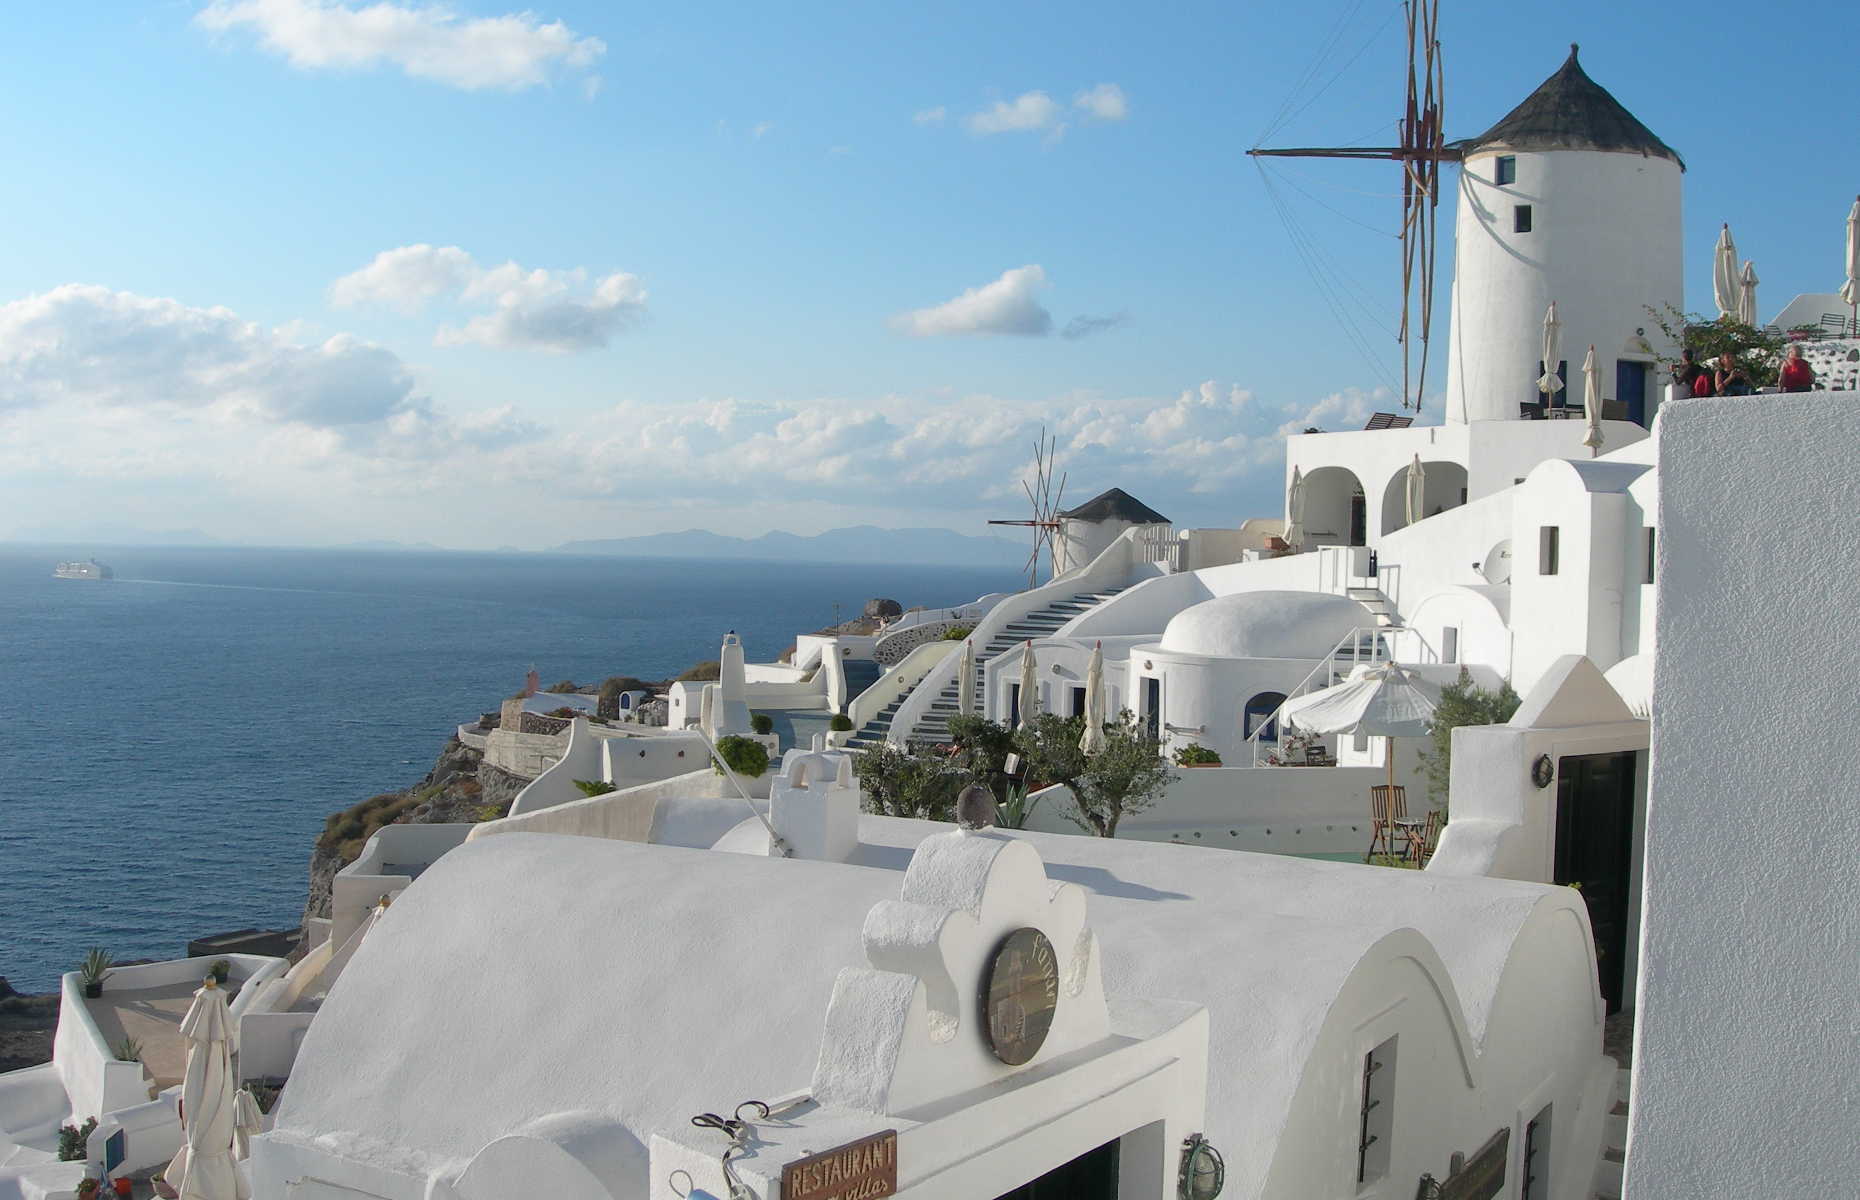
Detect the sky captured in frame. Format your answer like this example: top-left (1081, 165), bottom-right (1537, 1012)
top-left (0, 0), bottom-right (1852, 550)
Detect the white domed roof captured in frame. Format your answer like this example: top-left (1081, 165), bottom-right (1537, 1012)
top-left (1159, 590), bottom-right (1367, 660)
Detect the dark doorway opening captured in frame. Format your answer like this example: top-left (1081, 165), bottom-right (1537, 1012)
top-left (1617, 360), bottom-right (1649, 427)
top-left (1007, 683), bottom-right (1021, 729)
top-left (1554, 751), bottom-right (1638, 1012)
top-left (992, 1137), bottom-right (1120, 1200)
top-left (1142, 677), bottom-right (1161, 740)
top-left (1349, 489), bottom-right (1367, 546)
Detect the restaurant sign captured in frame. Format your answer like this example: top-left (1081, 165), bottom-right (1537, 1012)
top-left (781, 1129), bottom-right (898, 1200)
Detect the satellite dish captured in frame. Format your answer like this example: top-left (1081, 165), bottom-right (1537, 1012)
top-left (1480, 539), bottom-right (1513, 585)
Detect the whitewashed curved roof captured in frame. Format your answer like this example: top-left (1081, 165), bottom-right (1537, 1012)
top-left (270, 824), bottom-right (1591, 1199)
top-left (1159, 589), bottom-right (1366, 660)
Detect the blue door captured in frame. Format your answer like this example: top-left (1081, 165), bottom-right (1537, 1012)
top-left (1616, 360), bottom-right (1648, 426)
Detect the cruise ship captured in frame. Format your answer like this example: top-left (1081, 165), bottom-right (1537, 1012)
top-left (52, 559), bottom-right (113, 580)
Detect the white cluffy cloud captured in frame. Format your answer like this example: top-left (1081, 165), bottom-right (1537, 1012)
top-left (1073, 83), bottom-right (1128, 121)
top-left (331, 245), bottom-right (646, 353)
top-left (892, 266), bottom-right (1052, 338)
top-left (194, 0), bottom-right (606, 92)
top-left (0, 284), bottom-right (421, 429)
top-left (953, 84), bottom-right (1128, 137)
top-left (967, 91), bottom-right (1061, 135)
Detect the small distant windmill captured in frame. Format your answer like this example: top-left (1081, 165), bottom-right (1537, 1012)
top-left (988, 428), bottom-right (1067, 589)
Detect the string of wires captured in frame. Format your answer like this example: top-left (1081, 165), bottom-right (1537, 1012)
top-left (1255, 158), bottom-right (1401, 397)
top-left (1256, 0), bottom-right (1403, 148)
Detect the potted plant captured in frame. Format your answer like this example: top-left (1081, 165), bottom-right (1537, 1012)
top-left (78, 949), bottom-right (113, 999)
top-left (112, 1176), bottom-right (134, 1197)
top-left (208, 958), bottom-right (232, 985)
top-left (829, 713), bottom-right (853, 732)
top-left (75, 1179), bottom-right (100, 1198)
top-left (112, 1036), bottom-right (143, 1064)
top-left (1173, 744), bottom-right (1223, 768)
top-left (750, 712), bottom-right (774, 735)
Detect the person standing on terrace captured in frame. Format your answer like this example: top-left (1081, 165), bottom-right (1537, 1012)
top-left (1778, 344), bottom-right (1817, 393)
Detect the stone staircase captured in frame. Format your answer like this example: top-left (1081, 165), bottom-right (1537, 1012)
top-left (1590, 1067), bottom-right (1630, 1199)
top-left (844, 587), bottom-right (1127, 750)
top-left (1345, 585), bottom-right (1399, 627)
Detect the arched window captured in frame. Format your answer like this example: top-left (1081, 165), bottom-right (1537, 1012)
top-left (1244, 691), bottom-right (1287, 743)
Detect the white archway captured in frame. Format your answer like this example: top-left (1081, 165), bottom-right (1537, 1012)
top-left (1380, 461), bottom-right (1470, 535)
top-left (1300, 466), bottom-right (1367, 547)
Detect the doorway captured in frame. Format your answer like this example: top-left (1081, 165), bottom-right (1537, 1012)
top-left (991, 1138), bottom-right (1120, 1200)
top-left (1554, 751), bottom-right (1638, 1012)
top-left (1348, 488), bottom-right (1367, 546)
top-left (1616, 360), bottom-right (1649, 426)
top-left (1142, 677), bottom-right (1161, 740)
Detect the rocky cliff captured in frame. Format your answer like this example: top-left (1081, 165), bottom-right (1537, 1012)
top-left (300, 737), bottom-right (529, 936)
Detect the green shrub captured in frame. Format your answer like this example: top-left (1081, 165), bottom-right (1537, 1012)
top-left (714, 735), bottom-right (770, 779)
top-left (750, 712), bottom-right (775, 735)
top-left (1173, 743), bottom-right (1223, 766)
top-left (58, 1118), bottom-right (96, 1161)
top-left (77, 948), bottom-right (113, 987)
top-left (677, 660), bottom-right (721, 682)
top-left (208, 959), bottom-right (231, 984)
top-left (941, 624), bottom-right (975, 640)
top-left (599, 675), bottom-right (649, 699)
top-left (829, 713), bottom-right (854, 732)
top-left (546, 679), bottom-right (577, 693)
top-left (112, 1036), bottom-right (143, 1063)
top-left (1417, 667), bottom-right (1522, 809)
top-left (573, 779), bottom-right (617, 797)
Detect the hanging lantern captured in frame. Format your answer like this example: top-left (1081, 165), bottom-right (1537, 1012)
top-left (1178, 1133), bottom-right (1226, 1199)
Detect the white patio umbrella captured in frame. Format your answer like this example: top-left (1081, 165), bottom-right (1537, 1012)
top-left (1079, 641), bottom-right (1106, 755)
top-left (1404, 455), bottom-right (1426, 526)
top-left (1582, 345), bottom-right (1605, 457)
top-left (1284, 467), bottom-right (1305, 549)
top-left (957, 639), bottom-right (976, 717)
top-left (1538, 302), bottom-right (1563, 399)
top-left (1016, 641), bottom-right (1040, 730)
top-left (1738, 260), bottom-right (1760, 327)
top-left (1281, 663), bottom-right (1440, 788)
top-left (165, 977), bottom-right (245, 1200)
top-left (231, 1089), bottom-right (262, 1162)
top-left (1841, 196), bottom-right (1859, 334)
top-left (1712, 223), bottom-right (1739, 319)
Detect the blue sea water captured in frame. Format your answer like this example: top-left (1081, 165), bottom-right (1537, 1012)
top-left (0, 545), bottom-right (1019, 992)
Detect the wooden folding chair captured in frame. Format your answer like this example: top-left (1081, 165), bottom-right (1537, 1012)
top-left (1404, 809), bottom-right (1442, 867)
top-left (1367, 785), bottom-right (1407, 863)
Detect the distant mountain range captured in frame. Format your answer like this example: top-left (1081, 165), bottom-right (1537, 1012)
top-left (551, 525), bottom-right (1031, 568)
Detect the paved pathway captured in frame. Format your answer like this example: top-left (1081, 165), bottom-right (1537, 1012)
top-left (83, 983), bottom-right (202, 1089)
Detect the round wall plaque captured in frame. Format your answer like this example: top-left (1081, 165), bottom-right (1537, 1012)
top-left (982, 927), bottom-right (1059, 1065)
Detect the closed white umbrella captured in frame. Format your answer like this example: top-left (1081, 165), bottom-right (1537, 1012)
top-left (1282, 663), bottom-right (1440, 788)
top-left (231, 1089), bottom-right (262, 1162)
top-left (1538, 302), bottom-right (1563, 401)
top-left (1582, 345), bottom-right (1605, 457)
top-left (1016, 641), bottom-right (1040, 730)
top-left (1284, 467), bottom-right (1305, 549)
top-left (1404, 455), bottom-right (1426, 526)
top-left (165, 977), bottom-right (244, 1200)
top-left (1841, 197), bottom-right (1859, 335)
top-left (1079, 641), bottom-right (1106, 755)
top-left (1713, 223), bottom-right (1739, 319)
top-left (1738, 260), bottom-right (1760, 327)
top-left (957, 639), bottom-right (976, 718)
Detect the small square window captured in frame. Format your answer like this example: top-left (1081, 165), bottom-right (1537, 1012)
top-left (1495, 155), bottom-right (1516, 185)
top-left (1514, 204), bottom-right (1533, 233)
top-left (1540, 526), bottom-right (1560, 575)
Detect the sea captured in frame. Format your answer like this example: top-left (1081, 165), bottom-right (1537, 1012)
top-left (0, 544), bottom-right (1020, 992)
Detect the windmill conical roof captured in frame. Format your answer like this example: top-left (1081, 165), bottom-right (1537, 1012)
top-left (1057, 487), bottom-right (1169, 525)
top-left (1457, 45), bottom-right (1683, 169)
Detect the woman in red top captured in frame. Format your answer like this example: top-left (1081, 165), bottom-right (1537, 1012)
top-left (1779, 344), bottom-right (1816, 392)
